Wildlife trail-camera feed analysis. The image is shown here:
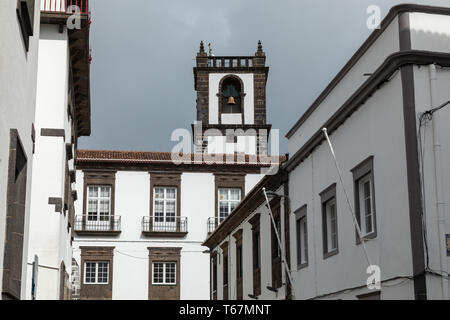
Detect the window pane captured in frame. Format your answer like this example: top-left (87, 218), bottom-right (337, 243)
top-left (166, 188), bottom-right (176, 199)
top-left (100, 186), bottom-right (110, 197)
top-left (219, 189), bottom-right (228, 201)
top-left (153, 262), bottom-right (164, 284)
top-left (165, 262), bottom-right (176, 284)
top-left (88, 186), bottom-right (98, 197)
top-left (229, 189), bottom-right (241, 201)
top-left (85, 262), bottom-right (96, 283)
top-left (154, 188), bottom-right (164, 199)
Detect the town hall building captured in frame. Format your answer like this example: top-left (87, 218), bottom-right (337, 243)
top-left (71, 42), bottom-right (284, 299)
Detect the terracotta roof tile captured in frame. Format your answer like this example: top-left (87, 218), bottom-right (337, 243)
top-left (77, 149), bottom-right (286, 167)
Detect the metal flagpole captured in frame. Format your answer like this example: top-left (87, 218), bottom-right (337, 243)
top-left (322, 128), bottom-right (373, 267)
top-left (263, 187), bottom-right (295, 299)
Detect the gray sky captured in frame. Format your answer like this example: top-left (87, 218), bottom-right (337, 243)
top-left (79, 0), bottom-right (449, 154)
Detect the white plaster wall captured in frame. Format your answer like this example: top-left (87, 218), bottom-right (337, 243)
top-left (26, 24), bottom-right (74, 300)
top-left (412, 65), bottom-right (450, 300)
top-left (288, 72), bottom-right (415, 300)
top-left (208, 73), bottom-right (254, 125)
top-left (214, 186), bottom-right (288, 300)
top-left (288, 16), bottom-right (400, 155)
top-left (207, 136), bottom-right (257, 155)
top-left (73, 170), bottom-right (263, 299)
top-left (410, 12), bottom-right (450, 53)
top-left (0, 0), bottom-right (40, 299)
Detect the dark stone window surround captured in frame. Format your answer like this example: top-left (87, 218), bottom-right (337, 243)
top-left (214, 174), bottom-right (246, 220)
top-left (232, 229), bottom-right (243, 300)
top-left (220, 241), bottom-right (229, 300)
top-left (80, 246), bottom-right (115, 300)
top-left (270, 198), bottom-right (282, 289)
top-left (320, 183), bottom-right (339, 259)
top-left (295, 205), bottom-right (308, 270)
top-left (351, 156), bottom-right (377, 244)
top-left (16, 0), bottom-right (35, 52)
top-left (148, 247), bottom-right (181, 300)
top-left (2, 129), bottom-right (28, 300)
top-left (248, 213), bottom-right (261, 296)
top-left (211, 252), bottom-right (217, 300)
top-left (81, 170), bottom-right (117, 234)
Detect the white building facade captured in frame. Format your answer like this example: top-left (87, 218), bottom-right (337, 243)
top-left (0, 0), bottom-right (40, 300)
top-left (285, 4), bottom-right (450, 300)
top-left (25, 1), bottom-right (91, 300)
top-left (203, 169), bottom-right (291, 300)
top-left (71, 43), bottom-right (277, 299)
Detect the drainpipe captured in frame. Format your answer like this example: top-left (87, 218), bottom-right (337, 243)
top-left (429, 64), bottom-right (449, 300)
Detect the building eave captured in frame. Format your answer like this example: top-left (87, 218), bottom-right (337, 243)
top-left (285, 4), bottom-right (450, 139)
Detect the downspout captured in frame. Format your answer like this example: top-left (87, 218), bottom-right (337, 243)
top-left (429, 64), bottom-right (449, 300)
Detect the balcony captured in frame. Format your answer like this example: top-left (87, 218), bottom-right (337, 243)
top-left (142, 216), bottom-right (188, 237)
top-left (207, 56), bottom-right (254, 68)
top-left (207, 217), bottom-right (223, 235)
top-left (41, 0), bottom-right (89, 14)
top-left (74, 215), bottom-right (121, 236)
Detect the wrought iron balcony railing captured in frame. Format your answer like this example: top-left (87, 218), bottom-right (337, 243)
top-left (207, 217), bottom-right (225, 235)
top-left (74, 215), bottom-right (121, 235)
top-left (41, 0), bottom-right (89, 14)
top-left (142, 216), bottom-right (188, 237)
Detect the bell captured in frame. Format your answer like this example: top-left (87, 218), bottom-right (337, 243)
top-left (227, 96), bottom-right (236, 105)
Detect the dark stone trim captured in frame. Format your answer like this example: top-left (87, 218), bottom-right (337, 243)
top-left (398, 13), bottom-right (427, 300)
top-left (295, 205), bottom-right (308, 270)
top-left (82, 170), bottom-right (116, 221)
top-left (148, 247), bottom-right (182, 300)
top-left (2, 129), bottom-right (28, 300)
top-left (142, 231), bottom-right (188, 238)
top-left (149, 172), bottom-right (181, 223)
top-left (204, 170), bottom-right (287, 249)
top-left (351, 156), bottom-right (377, 244)
top-left (248, 213), bottom-right (261, 296)
top-left (41, 128), bottom-right (65, 140)
top-left (284, 50), bottom-right (450, 173)
top-left (233, 229), bottom-right (243, 300)
top-left (214, 174), bottom-right (246, 220)
top-left (285, 4), bottom-right (450, 138)
top-left (66, 143), bottom-right (73, 160)
top-left (48, 197), bottom-right (63, 213)
top-left (80, 247), bottom-right (115, 300)
top-left (221, 241), bottom-right (229, 300)
top-left (69, 170), bottom-right (76, 183)
top-left (320, 184), bottom-right (339, 260)
top-left (357, 291), bottom-right (381, 300)
top-left (75, 230), bottom-right (121, 237)
top-left (71, 190), bottom-right (78, 201)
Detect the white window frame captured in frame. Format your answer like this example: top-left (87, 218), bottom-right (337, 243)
top-left (153, 187), bottom-right (177, 223)
top-left (325, 198), bottom-right (337, 253)
top-left (152, 262), bottom-right (177, 285)
top-left (86, 185), bottom-right (111, 222)
top-left (358, 174), bottom-right (375, 236)
top-left (218, 188), bottom-right (241, 222)
top-left (84, 261), bottom-right (109, 285)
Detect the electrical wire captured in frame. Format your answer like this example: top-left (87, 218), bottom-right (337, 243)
top-left (417, 100), bottom-right (450, 273)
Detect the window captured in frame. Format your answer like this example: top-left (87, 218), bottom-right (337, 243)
top-left (321, 184), bottom-right (338, 258)
top-left (153, 187), bottom-right (177, 223)
top-left (253, 231), bottom-right (260, 269)
top-left (270, 201), bottom-right (282, 289)
top-left (352, 156), bottom-right (377, 242)
top-left (218, 188), bottom-right (241, 222)
top-left (212, 256), bottom-right (217, 300)
top-left (87, 185), bottom-right (111, 221)
top-left (295, 205), bottom-right (308, 268)
top-left (233, 229), bottom-right (243, 300)
top-left (249, 213), bottom-right (261, 296)
top-left (358, 174), bottom-right (374, 235)
top-left (152, 262), bottom-right (177, 285)
top-left (221, 77), bottom-right (242, 114)
top-left (84, 262), bottom-right (109, 284)
top-left (325, 199), bottom-right (337, 252)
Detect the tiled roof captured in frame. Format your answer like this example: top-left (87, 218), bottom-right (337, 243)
top-left (77, 149), bottom-right (287, 166)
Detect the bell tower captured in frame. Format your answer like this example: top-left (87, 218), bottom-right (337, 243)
top-left (192, 41), bottom-right (271, 155)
